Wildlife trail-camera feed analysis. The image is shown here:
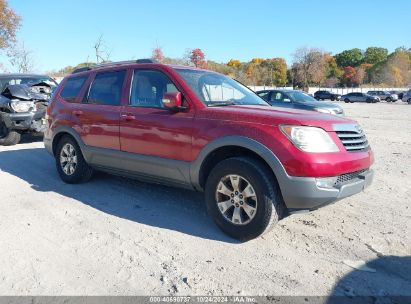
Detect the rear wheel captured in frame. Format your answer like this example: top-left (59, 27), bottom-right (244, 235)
top-left (55, 135), bottom-right (93, 184)
top-left (0, 121), bottom-right (21, 146)
top-left (205, 157), bottom-right (286, 241)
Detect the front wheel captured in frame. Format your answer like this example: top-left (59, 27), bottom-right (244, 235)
top-left (386, 97), bottom-right (392, 102)
top-left (408, 98), bottom-right (411, 104)
top-left (0, 121), bottom-right (21, 146)
top-left (55, 135), bottom-right (93, 184)
top-left (205, 157), bottom-right (286, 241)
top-left (344, 98), bottom-right (350, 103)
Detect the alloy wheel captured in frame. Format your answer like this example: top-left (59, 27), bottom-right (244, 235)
top-left (215, 174), bottom-right (258, 225)
top-left (60, 143), bottom-right (78, 175)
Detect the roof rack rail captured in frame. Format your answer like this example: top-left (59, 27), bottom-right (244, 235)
top-left (71, 59), bottom-right (158, 74)
top-left (71, 66), bottom-right (92, 74)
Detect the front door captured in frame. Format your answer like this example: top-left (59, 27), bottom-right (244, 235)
top-left (119, 68), bottom-right (194, 181)
top-left (269, 91), bottom-right (295, 109)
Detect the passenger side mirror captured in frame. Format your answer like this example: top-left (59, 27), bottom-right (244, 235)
top-left (162, 92), bottom-right (187, 111)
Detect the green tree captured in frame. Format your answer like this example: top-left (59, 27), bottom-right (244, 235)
top-left (363, 47), bottom-right (388, 64)
top-left (334, 48), bottom-right (363, 67)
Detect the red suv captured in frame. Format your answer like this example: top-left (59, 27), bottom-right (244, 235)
top-left (44, 59), bottom-right (374, 241)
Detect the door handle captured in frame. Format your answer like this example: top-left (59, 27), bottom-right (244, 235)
top-left (121, 113), bottom-right (136, 121)
top-left (72, 110), bottom-right (83, 116)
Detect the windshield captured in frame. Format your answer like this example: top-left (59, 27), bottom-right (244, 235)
top-left (175, 69), bottom-right (268, 106)
top-left (0, 76), bottom-right (58, 92)
top-left (287, 91), bottom-right (318, 103)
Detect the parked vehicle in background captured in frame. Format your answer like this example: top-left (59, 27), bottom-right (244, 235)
top-left (402, 90), bottom-right (411, 104)
top-left (314, 90), bottom-right (341, 101)
top-left (0, 74), bottom-right (58, 145)
top-left (341, 92), bottom-right (379, 103)
top-left (367, 90), bottom-right (398, 102)
top-left (389, 90), bottom-right (405, 100)
top-left (257, 89), bottom-right (344, 116)
top-left (45, 59), bottom-right (374, 241)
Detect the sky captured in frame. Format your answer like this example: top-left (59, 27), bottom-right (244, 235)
top-left (4, 0), bottom-right (411, 72)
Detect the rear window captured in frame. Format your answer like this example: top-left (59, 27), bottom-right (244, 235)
top-left (60, 76), bottom-right (88, 102)
top-left (86, 70), bottom-right (126, 106)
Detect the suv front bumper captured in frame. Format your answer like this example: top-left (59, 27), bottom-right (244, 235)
top-left (0, 110), bottom-right (46, 133)
top-left (280, 169), bottom-right (374, 211)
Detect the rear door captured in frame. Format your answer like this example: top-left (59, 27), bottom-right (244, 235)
top-left (70, 69), bottom-right (127, 150)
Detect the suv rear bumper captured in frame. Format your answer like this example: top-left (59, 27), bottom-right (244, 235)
top-left (280, 169), bottom-right (374, 210)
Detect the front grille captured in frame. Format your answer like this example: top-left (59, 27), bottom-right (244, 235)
top-left (334, 169), bottom-right (368, 187)
top-left (336, 129), bottom-right (369, 152)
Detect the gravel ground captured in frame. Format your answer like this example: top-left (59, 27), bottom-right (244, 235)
top-left (0, 102), bottom-right (410, 297)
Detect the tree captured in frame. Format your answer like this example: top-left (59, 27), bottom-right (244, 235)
top-left (190, 48), bottom-right (207, 68)
top-left (363, 47), bottom-right (388, 65)
top-left (261, 58), bottom-right (287, 86)
top-left (341, 66), bottom-right (357, 87)
top-left (334, 48), bottom-right (363, 67)
top-left (93, 35), bottom-right (111, 63)
top-left (0, 0), bottom-right (21, 50)
top-left (382, 50), bottom-right (411, 86)
top-left (324, 54), bottom-right (343, 79)
top-left (292, 47), bottom-right (327, 88)
top-left (152, 47), bottom-right (165, 63)
top-left (227, 59), bottom-right (241, 67)
top-left (7, 42), bottom-right (34, 73)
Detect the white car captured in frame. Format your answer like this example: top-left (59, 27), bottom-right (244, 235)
top-left (402, 90), bottom-right (411, 104)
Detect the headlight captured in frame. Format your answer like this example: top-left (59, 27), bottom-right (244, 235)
top-left (280, 125), bottom-right (339, 153)
top-left (10, 100), bottom-right (35, 113)
top-left (314, 108), bottom-right (332, 114)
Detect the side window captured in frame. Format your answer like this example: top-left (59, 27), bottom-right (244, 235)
top-left (86, 70), bottom-right (126, 106)
top-left (60, 76), bottom-right (87, 102)
top-left (271, 92), bottom-right (290, 102)
top-left (257, 91), bottom-right (269, 101)
top-left (130, 70), bottom-right (179, 108)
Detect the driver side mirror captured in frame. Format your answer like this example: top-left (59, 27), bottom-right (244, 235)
top-left (162, 92), bottom-right (187, 111)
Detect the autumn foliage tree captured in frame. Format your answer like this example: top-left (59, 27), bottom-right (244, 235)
top-left (0, 0), bottom-right (21, 50)
top-left (190, 48), bottom-right (207, 69)
top-left (152, 47), bottom-right (165, 63)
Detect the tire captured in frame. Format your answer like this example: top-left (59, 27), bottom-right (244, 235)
top-left (0, 121), bottom-right (21, 146)
top-left (55, 135), bottom-right (93, 184)
top-left (366, 99), bottom-right (372, 103)
top-left (408, 98), bottom-right (411, 104)
top-left (344, 98), bottom-right (350, 103)
top-left (386, 97), bottom-right (391, 102)
top-left (331, 97), bottom-right (335, 101)
top-left (205, 157), bottom-right (286, 241)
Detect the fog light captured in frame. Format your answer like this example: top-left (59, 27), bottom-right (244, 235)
top-left (316, 177), bottom-right (338, 189)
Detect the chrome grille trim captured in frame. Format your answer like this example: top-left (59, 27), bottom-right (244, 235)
top-left (333, 124), bottom-right (369, 152)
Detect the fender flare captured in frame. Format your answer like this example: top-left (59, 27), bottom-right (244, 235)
top-left (189, 136), bottom-right (289, 191)
top-left (48, 126), bottom-right (90, 160)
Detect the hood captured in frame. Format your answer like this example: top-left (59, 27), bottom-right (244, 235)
top-left (197, 105), bottom-right (352, 132)
top-left (296, 100), bottom-right (342, 109)
top-left (1, 84), bottom-right (49, 101)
